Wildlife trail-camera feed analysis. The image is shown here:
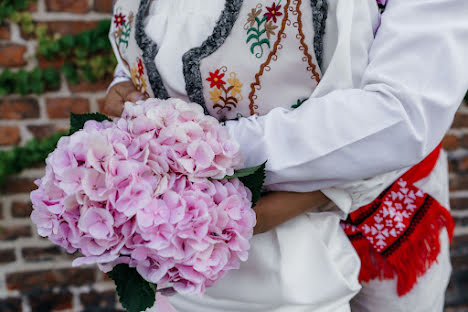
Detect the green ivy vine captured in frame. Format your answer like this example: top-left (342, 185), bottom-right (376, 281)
top-left (0, 132), bottom-right (66, 185)
top-left (0, 67), bottom-right (60, 96)
top-left (37, 19), bottom-right (117, 86)
top-left (0, 0), bottom-right (37, 24)
top-left (1, 14), bottom-right (116, 95)
top-left (37, 20), bottom-right (112, 59)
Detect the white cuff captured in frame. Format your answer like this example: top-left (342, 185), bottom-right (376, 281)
top-left (106, 76), bottom-right (132, 94)
top-left (322, 168), bottom-right (405, 216)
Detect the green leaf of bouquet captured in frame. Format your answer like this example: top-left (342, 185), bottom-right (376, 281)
top-left (226, 162), bottom-right (266, 207)
top-left (225, 163), bottom-right (265, 180)
top-left (69, 112), bottom-right (112, 135)
top-left (107, 264), bottom-right (157, 312)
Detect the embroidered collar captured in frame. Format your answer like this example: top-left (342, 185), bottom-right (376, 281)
top-left (136, 0), bottom-right (328, 109)
top-left (182, 0), bottom-right (244, 114)
top-left (136, 0), bottom-right (170, 99)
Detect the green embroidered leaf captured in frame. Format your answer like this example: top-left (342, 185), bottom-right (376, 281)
top-left (246, 33), bottom-right (260, 44)
top-left (247, 27), bottom-right (260, 35)
top-left (226, 162), bottom-right (266, 207)
top-left (108, 264), bottom-right (157, 312)
top-left (69, 112), bottom-right (112, 135)
top-left (255, 16), bottom-right (267, 26)
top-left (250, 39), bottom-right (270, 54)
top-left (291, 99), bottom-right (307, 109)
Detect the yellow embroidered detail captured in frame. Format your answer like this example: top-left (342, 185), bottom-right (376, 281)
top-left (227, 74), bottom-right (243, 98)
top-left (130, 57), bottom-right (150, 97)
top-left (206, 67), bottom-right (244, 114)
top-left (209, 88), bottom-right (222, 103)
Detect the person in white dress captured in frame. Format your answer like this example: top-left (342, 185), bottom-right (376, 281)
top-left (103, 0), bottom-right (468, 311)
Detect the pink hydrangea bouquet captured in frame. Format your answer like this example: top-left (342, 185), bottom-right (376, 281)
top-left (30, 98), bottom-right (264, 312)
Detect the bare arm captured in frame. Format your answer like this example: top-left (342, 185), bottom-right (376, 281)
top-left (254, 191), bottom-right (330, 234)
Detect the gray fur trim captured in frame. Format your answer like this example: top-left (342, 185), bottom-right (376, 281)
top-left (182, 0), bottom-right (244, 114)
top-left (135, 0), bottom-right (169, 99)
top-left (310, 0), bottom-right (328, 68)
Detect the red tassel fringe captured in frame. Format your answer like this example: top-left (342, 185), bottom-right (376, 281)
top-left (351, 202), bottom-right (454, 296)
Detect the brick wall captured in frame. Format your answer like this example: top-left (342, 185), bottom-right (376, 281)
top-left (0, 1), bottom-right (119, 311)
top-left (0, 1), bottom-right (467, 311)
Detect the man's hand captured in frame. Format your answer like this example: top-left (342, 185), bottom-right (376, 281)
top-left (103, 81), bottom-right (147, 117)
top-left (254, 191), bottom-right (330, 234)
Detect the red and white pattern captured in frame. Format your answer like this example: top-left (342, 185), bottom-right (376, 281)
top-left (343, 144), bottom-right (455, 296)
top-left (359, 179), bottom-right (425, 252)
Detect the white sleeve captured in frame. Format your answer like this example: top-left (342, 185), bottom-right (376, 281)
top-left (106, 63), bottom-right (132, 94)
top-left (225, 0), bottom-right (468, 205)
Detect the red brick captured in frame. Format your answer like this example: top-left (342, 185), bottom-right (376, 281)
top-left (459, 156), bottom-right (468, 172)
top-left (80, 290), bottom-right (117, 310)
top-left (29, 291), bottom-right (73, 311)
top-left (94, 0), bottom-right (113, 13)
top-left (454, 215), bottom-right (468, 228)
top-left (0, 126), bottom-right (20, 146)
top-left (97, 97), bottom-right (106, 113)
top-left (28, 2), bottom-right (38, 12)
top-left (27, 124), bottom-right (58, 140)
top-left (0, 298), bottom-right (22, 312)
top-left (0, 177), bottom-right (37, 194)
top-left (451, 235), bottom-right (468, 269)
top-left (43, 21), bottom-right (99, 35)
top-left (11, 201), bottom-right (33, 218)
top-left (448, 159), bottom-right (457, 173)
top-left (452, 112), bottom-right (468, 129)
top-left (22, 246), bottom-right (64, 262)
top-left (442, 134), bottom-right (459, 150)
top-left (46, 0), bottom-right (89, 13)
top-left (450, 197), bottom-right (468, 211)
top-left (46, 97), bottom-right (90, 119)
top-left (0, 24), bottom-right (10, 40)
top-left (0, 225), bottom-right (31, 241)
top-left (38, 55), bottom-right (65, 69)
top-left (0, 44), bottom-right (27, 67)
top-left (68, 77), bottom-right (113, 93)
top-left (0, 249), bottom-right (16, 264)
top-left (6, 268), bottom-right (95, 291)
top-left (462, 135), bottom-right (468, 149)
top-left (449, 175), bottom-right (468, 191)
top-left (0, 98), bottom-right (40, 119)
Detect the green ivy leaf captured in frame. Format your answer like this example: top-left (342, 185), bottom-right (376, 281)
top-left (107, 264), bottom-right (157, 312)
top-left (69, 112), bottom-right (112, 135)
top-left (226, 162), bottom-right (266, 207)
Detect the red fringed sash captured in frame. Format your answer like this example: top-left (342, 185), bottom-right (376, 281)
top-left (342, 144), bottom-right (454, 296)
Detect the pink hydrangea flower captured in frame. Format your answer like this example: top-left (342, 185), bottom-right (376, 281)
top-left (31, 98), bottom-right (255, 296)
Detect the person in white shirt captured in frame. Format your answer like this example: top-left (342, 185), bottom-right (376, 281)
top-left (104, 0), bottom-right (468, 311)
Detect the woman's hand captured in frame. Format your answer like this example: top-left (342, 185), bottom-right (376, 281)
top-left (103, 81), bottom-right (147, 117)
top-left (254, 191), bottom-right (330, 235)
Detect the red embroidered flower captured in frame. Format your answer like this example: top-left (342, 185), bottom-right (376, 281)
top-left (137, 58), bottom-right (145, 76)
top-left (264, 2), bottom-right (283, 23)
top-left (206, 69), bottom-right (226, 89)
top-left (114, 13), bottom-right (126, 27)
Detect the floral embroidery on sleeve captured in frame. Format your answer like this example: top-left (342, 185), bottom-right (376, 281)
top-left (131, 57), bottom-right (150, 97)
top-left (113, 11), bottom-right (134, 51)
top-left (207, 67), bottom-right (243, 113)
top-left (265, 2), bottom-right (283, 23)
top-left (245, 1), bottom-right (283, 58)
